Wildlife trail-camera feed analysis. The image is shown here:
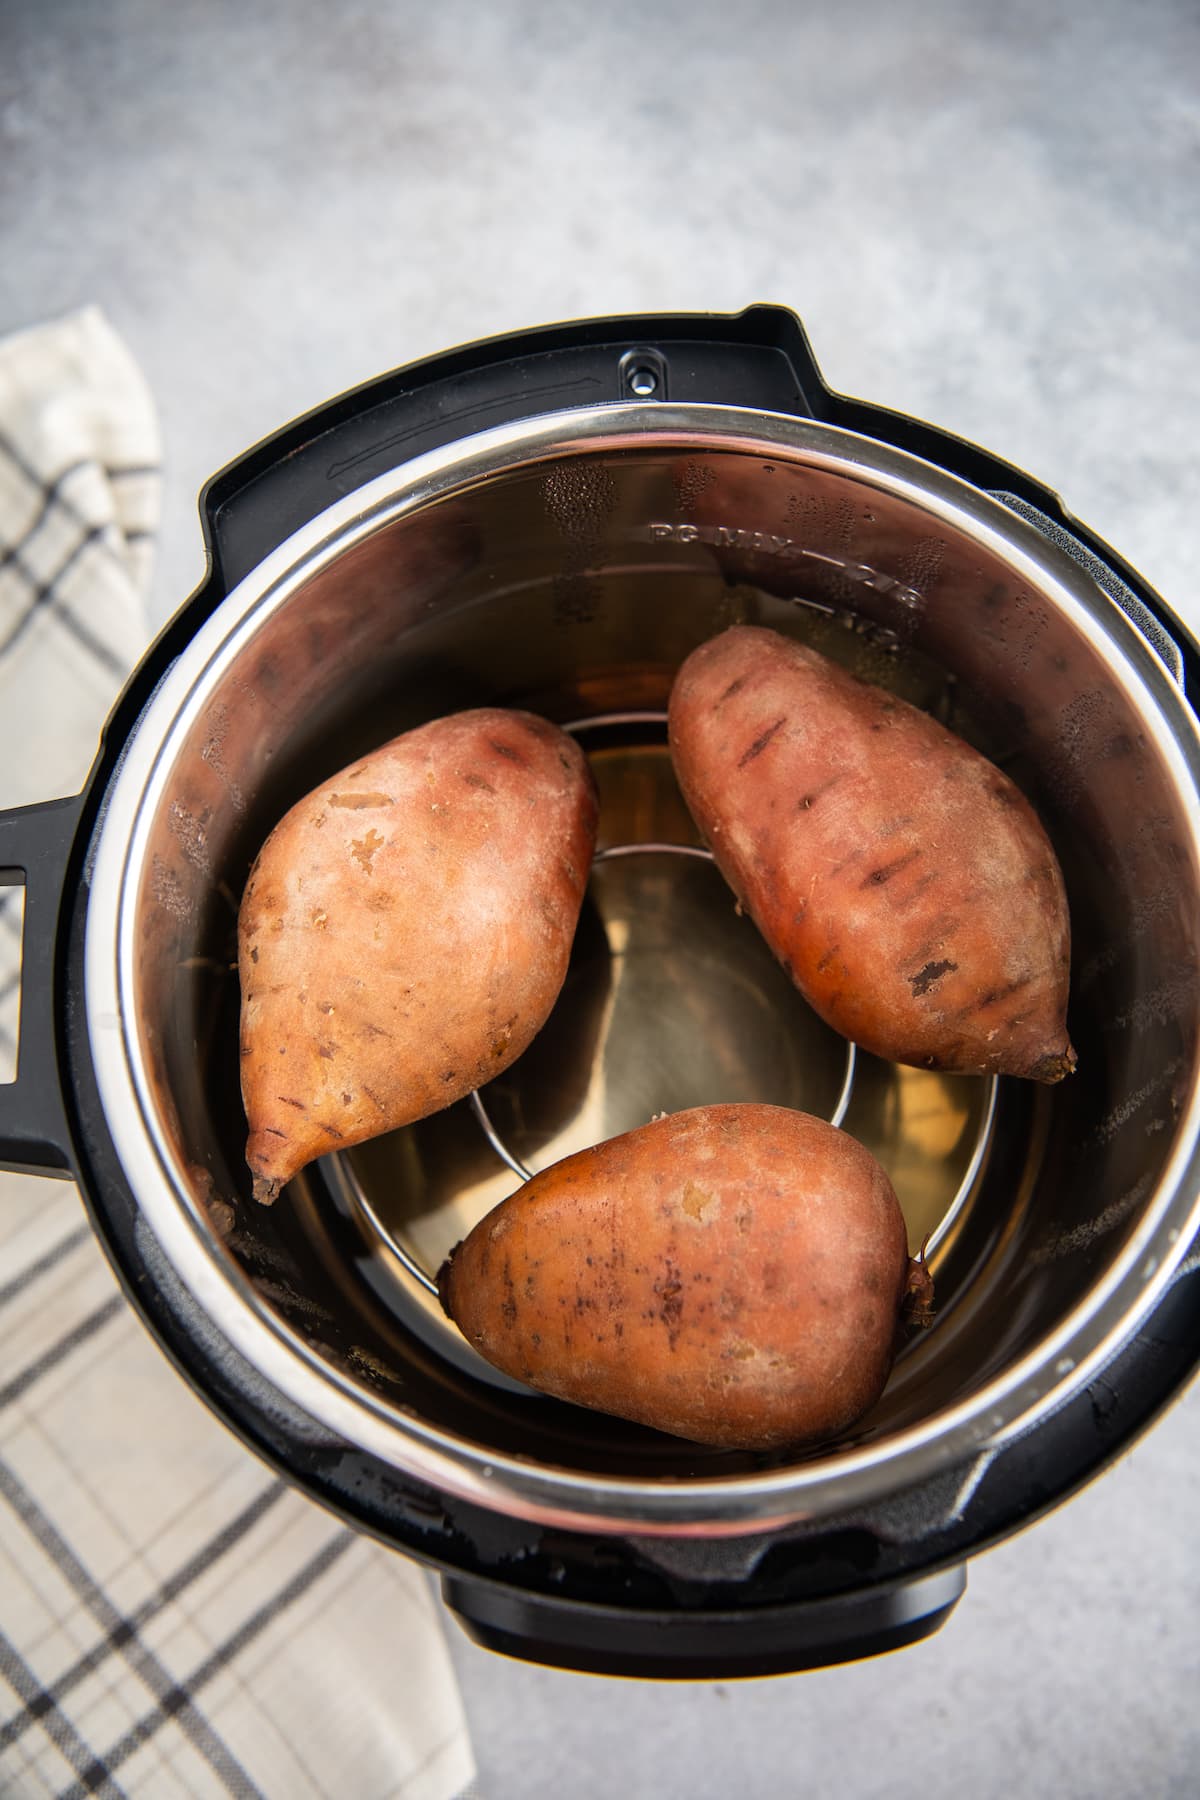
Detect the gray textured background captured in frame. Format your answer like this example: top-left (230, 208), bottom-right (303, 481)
top-left (3, 1), bottom-right (1198, 1795)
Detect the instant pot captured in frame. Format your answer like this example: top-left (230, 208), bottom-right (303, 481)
top-left (3, 306), bottom-right (1198, 1678)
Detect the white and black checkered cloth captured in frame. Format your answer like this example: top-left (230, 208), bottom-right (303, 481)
top-left (0, 309), bottom-right (477, 1800)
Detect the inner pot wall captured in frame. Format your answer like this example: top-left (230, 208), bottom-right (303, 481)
top-left (87, 410), bottom-right (1200, 1525)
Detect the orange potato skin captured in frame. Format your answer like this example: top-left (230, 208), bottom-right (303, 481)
top-left (668, 626), bottom-right (1075, 1081)
top-left (439, 1104), bottom-right (914, 1450)
top-left (239, 709), bottom-right (598, 1201)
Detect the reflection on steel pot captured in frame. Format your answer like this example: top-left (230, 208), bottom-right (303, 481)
top-left (2, 308), bottom-right (1199, 1679)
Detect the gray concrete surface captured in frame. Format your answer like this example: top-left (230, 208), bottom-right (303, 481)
top-left (3, 1), bottom-right (1199, 1794)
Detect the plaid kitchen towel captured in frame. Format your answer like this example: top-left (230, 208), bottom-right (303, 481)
top-left (0, 309), bottom-right (477, 1800)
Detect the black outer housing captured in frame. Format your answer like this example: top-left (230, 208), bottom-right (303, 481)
top-left (5, 306), bottom-right (1200, 1679)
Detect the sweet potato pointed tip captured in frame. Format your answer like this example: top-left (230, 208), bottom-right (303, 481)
top-left (902, 1252), bottom-right (936, 1331)
top-left (1029, 1042), bottom-right (1078, 1084)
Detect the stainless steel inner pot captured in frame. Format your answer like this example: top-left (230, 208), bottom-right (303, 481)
top-left (84, 403), bottom-right (1200, 1534)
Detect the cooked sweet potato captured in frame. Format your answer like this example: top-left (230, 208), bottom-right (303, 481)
top-left (438, 1103), bottom-right (930, 1450)
top-left (239, 708), bottom-right (598, 1202)
top-left (668, 626), bottom-right (1075, 1081)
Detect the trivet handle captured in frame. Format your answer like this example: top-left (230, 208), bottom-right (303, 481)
top-left (0, 795), bottom-right (82, 1179)
top-left (441, 1561), bottom-right (966, 1680)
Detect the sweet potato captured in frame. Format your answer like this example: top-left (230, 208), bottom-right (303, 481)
top-left (668, 626), bottom-right (1075, 1081)
top-left (239, 708), bottom-right (598, 1202)
top-left (438, 1103), bottom-right (929, 1450)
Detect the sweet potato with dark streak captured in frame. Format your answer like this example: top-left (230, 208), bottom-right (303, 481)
top-left (668, 625), bottom-right (1075, 1081)
top-left (239, 708), bottom-right (598, 1203)
top-left (438, 1104), bottom-right (931, 1450)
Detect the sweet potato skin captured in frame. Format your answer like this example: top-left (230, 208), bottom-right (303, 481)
top-left (239, 709), bottom-right (598, 1201)
top-left (668, 626), bottom-right (1075, 1081)
top-left (438, 1104), bottom-right (913, 1450)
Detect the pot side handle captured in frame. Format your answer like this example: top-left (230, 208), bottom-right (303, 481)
top-left (195, 306), bottom-right (834, 594)
top-left (441, 1561), bottom-right (966, 1680)
top-left (0, 795), bottom-right (83, 1180)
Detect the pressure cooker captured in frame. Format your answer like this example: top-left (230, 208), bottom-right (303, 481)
top-left (3, 307), bottom-right (1198, 1678)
